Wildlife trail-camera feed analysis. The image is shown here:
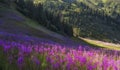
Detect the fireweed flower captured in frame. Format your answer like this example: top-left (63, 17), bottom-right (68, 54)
top-left (87, 61), bottom-right (97, 70)
top-left (116, 60), bottom-right (120, 69)
top-left (66, 63), bottom-right (71, 70)
top-left (77, 56), bottom-right (87, 65)
top-left (108, 60), bottom-right (118, 70)
top-left (34, 46), bottom-right (39, 52)
top-left (3, 45), bottom-right (11, 52)
top-left (17, 56), bottom-right (24, 68)
top-left (102, 57), bottom-right (109, 70)
top-left (87, 52), bottom-right (94, 57)
top-left (46, 56), bottom-right (51, 63)
top-left (53, 62), bottom-right (60, 69)
top-left (65, 55), bottom-right (73, 70)
top-left (32, 57), bottom-right (40, 65)
top-left (1, 38), bottom-right (120, 70)
top-left (61, 47), bottom-right (66, 54)
top-left (87, 64), bottom-right (95, 70)
top-left (112, 65), bottom-right (118, 70)
top-left (20, 46), bottom-right (32, 55)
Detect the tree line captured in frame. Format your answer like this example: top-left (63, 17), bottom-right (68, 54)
top-left (15, 0), bottom-right (73, 36)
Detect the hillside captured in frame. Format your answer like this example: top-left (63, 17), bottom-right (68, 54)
top-left (1, 1), bottom-right (120, 70)
top-left (0, 0), bottom-right (120, 48)
top-left (0, 3), bottom-right (80, 46)
top-left (26, 0), bottom-right (120, 43)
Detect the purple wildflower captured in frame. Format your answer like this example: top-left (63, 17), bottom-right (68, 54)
top-left (53, 62), bottom-right (60, 69)
top-left (32, 57), bottom-right (40, 65)
top-left (17, 56), bottom-right (24, 68)
top-left (87, 61), bottom-right (97, 70)
top-left (66, 63), bottom-right (71, 70)
top-left (102, 57), bottom-right (109, 70)
top-left (87, 64), bottom-right (94, 70)
top-left (77, 56), bottom-right (86, 65)
top-left (3, 45), bottom-right (11, 52)
top-left (46, 56), bottom-right (51, 63)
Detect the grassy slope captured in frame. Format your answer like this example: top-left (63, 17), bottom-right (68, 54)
top-left (0, 4), bottom-right (68, 44)
top-left (0, 3), bottom-right (120, 51)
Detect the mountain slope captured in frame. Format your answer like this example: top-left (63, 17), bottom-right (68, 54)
top-left (0, 2), bottom-right (120, 51)
top-left (0, 4), bottom-right (78, 46)
top-left (32, 0), bottom-right (120, 43)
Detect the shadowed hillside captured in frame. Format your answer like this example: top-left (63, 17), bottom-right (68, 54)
top-left (0, 3), bottom-right (80, 46)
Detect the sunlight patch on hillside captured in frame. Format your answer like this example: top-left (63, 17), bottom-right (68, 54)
top-left (80, 37), bottom-right (120, 50)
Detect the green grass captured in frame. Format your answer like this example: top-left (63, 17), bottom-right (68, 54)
top-left (80, 37), bottom-right (120, 50)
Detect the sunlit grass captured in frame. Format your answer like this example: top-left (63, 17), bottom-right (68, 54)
top-left (80, 37), bottom-right (120, 50)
